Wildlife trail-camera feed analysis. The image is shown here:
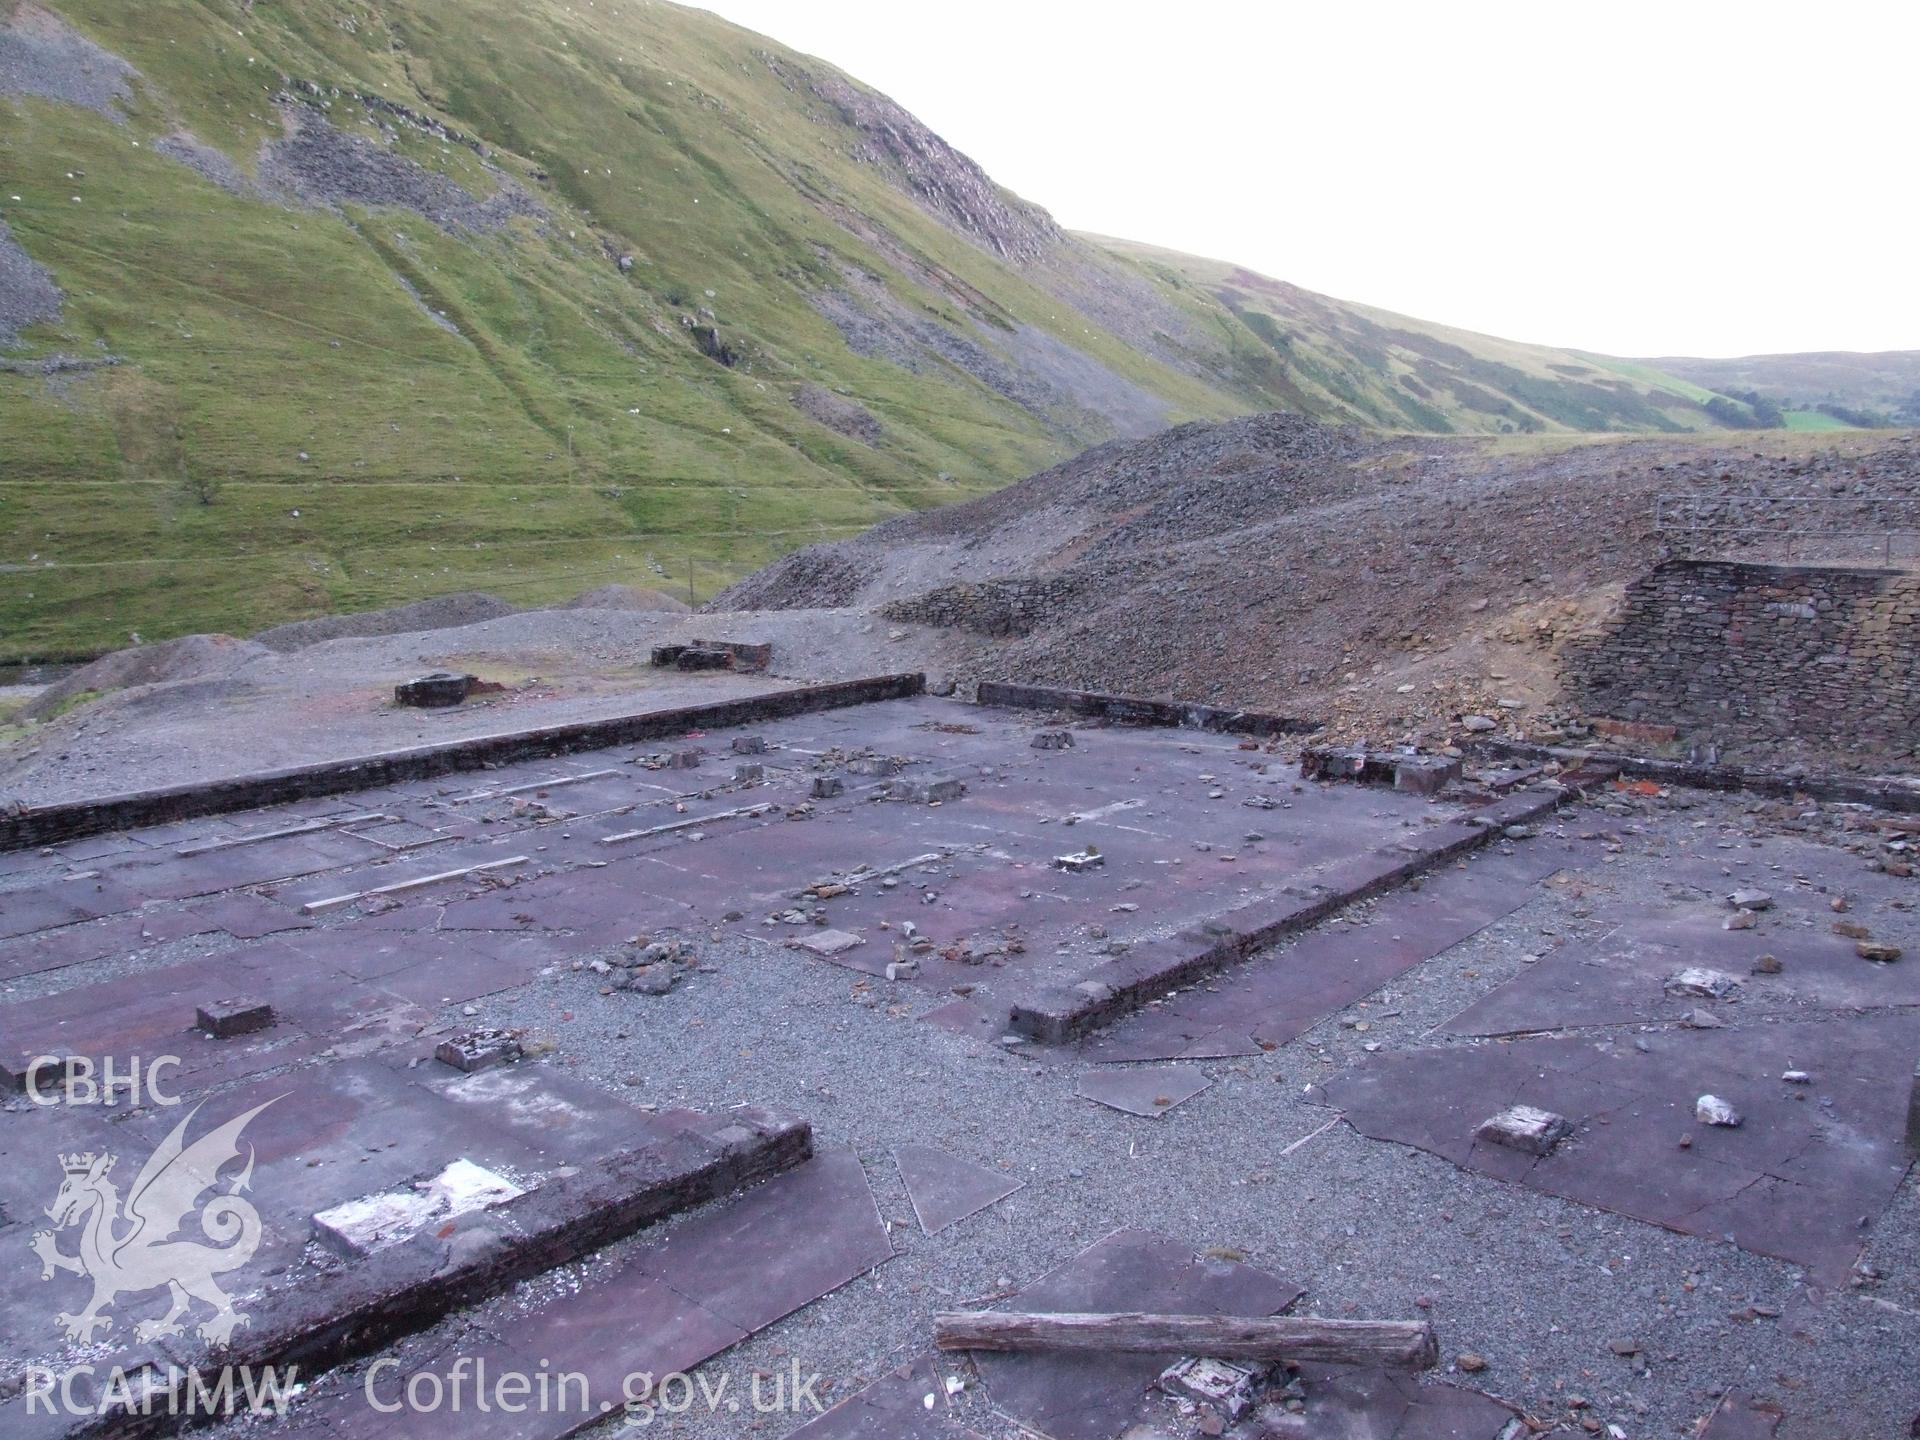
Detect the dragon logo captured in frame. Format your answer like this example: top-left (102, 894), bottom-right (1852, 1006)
top-left (30, 1097), bottom-right (281, 1347)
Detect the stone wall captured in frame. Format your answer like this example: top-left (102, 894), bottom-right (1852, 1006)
top-left (880, 577), bottom-right (1084, 638)
top-left (1565, 560), bottom-right (1920, 752)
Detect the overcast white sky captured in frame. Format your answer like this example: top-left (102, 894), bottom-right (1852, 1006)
top-left (693, 1), bottom-right (1916, 358)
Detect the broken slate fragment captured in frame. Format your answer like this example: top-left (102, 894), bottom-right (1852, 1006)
top-left (1077, 1065), bottom-right (1211, 1118)
top-left (1857, 941), bottom-right (1904, 963)
top-left (1665, 967), bottom-right (1742, 999)
top-left (1727, 889), bottom-right (1774, 912)
top-left (811, 775), bottom-right (845, 799)
top-left (1031, 730), bottom-right (1075, 750)
top-left (794, 928), bottom-right (865, 958)
top-left (1475, 1104), bottom-right (1573, 1157)
top-left (893, 1144), bottom-right (1023, 1235)
top-left (1054, 850), bottom-right (1106, 873)
top-left (1695, 1094), bottom-right (1743, 1127)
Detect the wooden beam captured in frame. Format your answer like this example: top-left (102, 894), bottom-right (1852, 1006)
top-left (931, 1311), bottom-right (1438, 1370)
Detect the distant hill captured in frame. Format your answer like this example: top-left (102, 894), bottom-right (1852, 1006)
top-left (1087, 238), bottom-right (1729, 435)
top-left (1642, 351), bottom-right (1920, 424)
top-left (0, 0), bottom-right (1885, 660)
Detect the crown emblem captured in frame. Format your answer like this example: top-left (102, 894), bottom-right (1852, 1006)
top-left (59, 1152), bottom-right (106, 1176)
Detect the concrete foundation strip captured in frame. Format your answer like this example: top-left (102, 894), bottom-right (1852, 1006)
top-left (1008, 784), bottom-right (1577, 1044)
top-left (449, 767), bottom-right (624, 804)
top-left (301, 855), bottom-right (530, 914)
top-left (598, 802), bottom-right (777, 845)
top-left (173, 813), bottom-right (397, 857)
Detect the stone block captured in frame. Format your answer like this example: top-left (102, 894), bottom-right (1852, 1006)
top-left (1393, 755), bottom-right (1461, 796)
top-left (195, 996), bottom-right (275, 1038)
top-left (886, 775), bottom-right (965, 803)
top-left (1476, 1104), bottom-right (1572, 1156)
top-left (433, 1028), bottom-right (525, 1074)
top-left (394, 672), bottom-right (474, 708)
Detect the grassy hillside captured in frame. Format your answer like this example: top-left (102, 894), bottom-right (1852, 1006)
top-left (1090, 238), bottom-right (1728, 436)
top-left (0, 0), bottom-right (1784, 660)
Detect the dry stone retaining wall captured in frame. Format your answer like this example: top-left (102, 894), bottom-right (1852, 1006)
top-left (1566, 560), bottom-right (1920, 751)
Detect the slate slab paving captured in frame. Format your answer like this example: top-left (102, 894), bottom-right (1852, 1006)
top-left (1321, 1014), bottom-right (1920, 1281)
top-left (1082, 849), bottom-right (1559, 1063)
top-left (893, 1144), bottom-right (1024, 1234)
top-left (1076, 1064), bottom-right (1213, 1118)
top-left (1447, 899), bottom-right (1920, 1037)
top-left (260, 1151), bottom-right (891, 1440)
top-left (785, 1354), bottom-right (987, 1438)
top-left (1698, 1391), bottom-right (1785, 1438)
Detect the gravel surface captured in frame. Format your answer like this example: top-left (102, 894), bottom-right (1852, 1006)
top-left (251, 592), bottom-right (521, 653)
top-left (0, 2), bottom-right (134, 118)
top-left (0, 216), bottom-right (62, 348)
top-left (0, 606), bottom-right (974, 804)
top-left (107, 786), bottom-right (1913, 1440)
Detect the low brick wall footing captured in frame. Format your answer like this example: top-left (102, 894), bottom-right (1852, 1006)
top-left (0, 673), bottom-right (927, 853)
top-left (1008, 785), bottom-right (1569, 1045)
top-left (976, 681), bottom-right (1320, 739)
top-left (1472, 738), bottom-right (1920, 815)
top-left (50, 1109), bottom-right (812, 1440)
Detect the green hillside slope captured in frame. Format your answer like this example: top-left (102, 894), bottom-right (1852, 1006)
top-left (0, 0), bottom-right (1747, 659)
top-left (1089, 238), bottom-right (1728, 436)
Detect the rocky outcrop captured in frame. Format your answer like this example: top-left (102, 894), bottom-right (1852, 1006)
top-left (259, 107), bottom-right (542, 234)
top-left (791, 383), bottom-right (884, 445)
top-left (801, 69), bottom-right (1062, 265)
